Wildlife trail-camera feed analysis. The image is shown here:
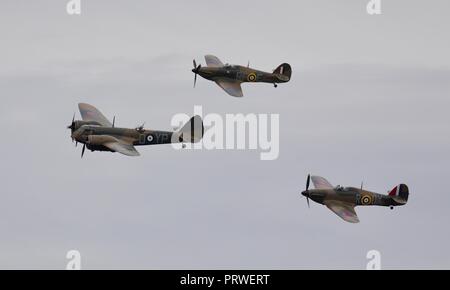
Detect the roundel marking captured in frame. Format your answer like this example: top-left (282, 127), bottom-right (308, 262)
top-left (147, 134), bottom-right (154, 142)
top-left (247, 73), bottom-right (257, 82)
top-left (361, 194), bottom-right (373, 205)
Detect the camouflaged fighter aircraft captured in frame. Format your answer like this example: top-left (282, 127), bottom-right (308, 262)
top-left (67, 103), bottom-right (204, 157)
top-left (191, 55), bottom-right (292, 97)
top-left (301, 175), bottom-right (409, 223)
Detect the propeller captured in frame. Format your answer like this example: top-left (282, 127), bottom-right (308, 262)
top-left (112, 116), bottom-right (115, 128)
top-left (67, 113), bottom-right (76, 143)
top-left (67, 113), bottom-right (75, 130)
top-left (67, 113), bottom-right (86, 157)
top-left (304, 174), bottom-right (311, 208)
top-left (192, 59), bottom-right (201, 88)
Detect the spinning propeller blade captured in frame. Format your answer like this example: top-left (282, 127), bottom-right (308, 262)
top-left (305, 174), bottom-right (311, 208)
top-left (192, 59), bottom-right (201, 88)
top-left (67, 113), bottom-right (76, 143)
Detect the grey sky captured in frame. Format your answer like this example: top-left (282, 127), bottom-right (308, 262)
top-left (0, 0), bottom-right (449, 269)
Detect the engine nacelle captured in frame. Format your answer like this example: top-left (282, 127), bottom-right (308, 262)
top-left (87, 135), bottom-right (117, 146)
top-left (73, 120), bottom-right (101, 131)
top-left (86, 144), bottom-right (113, 152)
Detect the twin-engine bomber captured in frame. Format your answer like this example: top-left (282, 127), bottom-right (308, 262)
top-left (68, 103), bottom-right (204, 157)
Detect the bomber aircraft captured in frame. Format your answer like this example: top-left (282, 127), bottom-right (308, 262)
top-left (192, 55), bottom-right (292, 97)
top-left (300, 175), bottom-right (409, 223)
top-left (67, 103), bottom-right (204, 157)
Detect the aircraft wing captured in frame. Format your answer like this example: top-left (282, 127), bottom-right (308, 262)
top-left (78, 103), bottom-right (112, 127)
top-left (324, 201), bottom-right (360, 223)
top-left (205, 55), bottom-right (224, 67)
top-left (311, 176), bottom-right (334, 189)
top-left (215, 80), bottom-right (243, 97)
top-left (103, 139), bottom-right (140, 156)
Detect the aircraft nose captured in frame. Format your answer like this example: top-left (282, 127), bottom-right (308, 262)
top-left (301, 190), bottom-right (308, 197)
top-left (71, 129), bottom-right (82, 140)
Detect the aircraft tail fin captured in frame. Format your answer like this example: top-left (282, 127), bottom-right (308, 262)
top-left (177, 115), bottom-right (204, 143)
top-left (273, 63), bottom-right (292, 80)
top-left (388, 184), bottom-right (409, 204)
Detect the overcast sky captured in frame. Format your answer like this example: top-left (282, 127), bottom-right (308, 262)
top-left (0, 0), bottom-right (449, 269)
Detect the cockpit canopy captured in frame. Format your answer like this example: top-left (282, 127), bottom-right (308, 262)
top-left (335, 185), bottom-right (348, 191)
top-left (73, 120), bottom-right (102, 131)
top-left (223, 63), bottom-right (236, 69)
top-left (76, 124), bottom-right (101, 134)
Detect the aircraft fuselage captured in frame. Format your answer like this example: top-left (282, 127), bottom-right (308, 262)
top-left (301, 187), bottom-right (405, 207)
top-left (71, 125), bottom-right (175, 152)
top-left (196, 65), bottom-right (289, 84)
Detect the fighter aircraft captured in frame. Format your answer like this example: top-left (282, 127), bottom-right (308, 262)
top-left (300, 175), bottom-right (409, 223)
top-left (67, 103), bottom-right (204, 157)
top-left (191, 55), bottom-right (292, 97)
